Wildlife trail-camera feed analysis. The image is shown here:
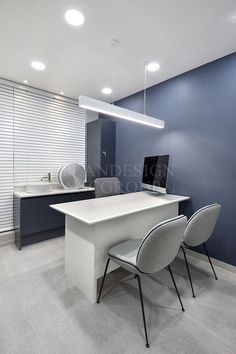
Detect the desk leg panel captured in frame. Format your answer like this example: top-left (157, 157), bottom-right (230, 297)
top-left (65, 216), bottom-right (97, 303)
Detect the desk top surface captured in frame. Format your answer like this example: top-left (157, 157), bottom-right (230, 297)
top-left (50, 191), bottom-right (189, 225)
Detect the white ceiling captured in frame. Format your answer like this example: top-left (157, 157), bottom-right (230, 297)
top-left (0, 0), bottom-right (236, 102)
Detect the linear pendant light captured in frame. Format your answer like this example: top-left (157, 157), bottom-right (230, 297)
top-left (78, 95), bottom-right (164, 129)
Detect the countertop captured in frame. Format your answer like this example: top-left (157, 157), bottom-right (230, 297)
top-left (50, 191), bottom-right (190, 225)
top-left (14, 186), bottom-right (95, 199)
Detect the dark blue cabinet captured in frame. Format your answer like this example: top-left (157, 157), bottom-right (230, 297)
top-left (14, 191), bottom-right (94, 249)
top-left (86, 118), bottom-right (116, 185)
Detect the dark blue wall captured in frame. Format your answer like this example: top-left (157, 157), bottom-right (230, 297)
top-left (114, 53), bottom-right (236, 266)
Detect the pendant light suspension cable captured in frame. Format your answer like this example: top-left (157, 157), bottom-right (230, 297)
top-left (110, 39), bottom-right (119, 104)
top-left (144, 63), bottom-right (147, 115)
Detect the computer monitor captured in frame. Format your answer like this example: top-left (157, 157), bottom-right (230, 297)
top-left (142, 155), bottom-right (169, 194)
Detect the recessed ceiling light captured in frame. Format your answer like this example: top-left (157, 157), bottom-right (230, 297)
top-left (102, 87), bottom-right (112, 95)
top-left (146, 62), bottom-right (160, 72)
top-left (31, 61), bottom-right (46, 71)
top-left (60, 91), bottom-right (64, 95)
top-left (65, 9), bottom-right (85, 26)
top-left (23, 80), bottom-right (28, 84)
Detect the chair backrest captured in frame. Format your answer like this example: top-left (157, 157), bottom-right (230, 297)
top-left (183, 204), bottom-right (221, 247)
top-left (94, 177), bottom-right (121, 198)
top-left (136, 215), bottom-right (187, 274)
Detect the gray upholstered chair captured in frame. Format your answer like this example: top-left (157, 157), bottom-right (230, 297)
top-left (97, 215), bottom-right (187, 348)
top-left (94, 177), bottom-right (121, 198)
top-left (181, 203), bottom-right (221, 298)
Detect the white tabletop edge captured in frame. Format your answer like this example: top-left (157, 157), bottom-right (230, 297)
top-left (50, 192), bottom-right (190, 226)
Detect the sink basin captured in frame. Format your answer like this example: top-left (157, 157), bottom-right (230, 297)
top-left (26, 182), bottom-right (52, 194)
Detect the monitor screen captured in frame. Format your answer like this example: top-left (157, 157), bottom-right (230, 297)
top-left (142, 155), bottom-right (169, 193)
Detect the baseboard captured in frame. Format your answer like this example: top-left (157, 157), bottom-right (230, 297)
top-left (0, 230), bottom-right (15, 248)
top-left (178, 248), bottom-right (236, 274)
top-left (21, 227), bottom-right (64, 248)
top-left (1, 229), bottom-right (235, 274)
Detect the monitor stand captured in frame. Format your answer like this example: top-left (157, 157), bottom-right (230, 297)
top-left (142, 188), bottom-right (166, 196)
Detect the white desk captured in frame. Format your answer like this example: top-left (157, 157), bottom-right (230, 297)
top-left (51, 191), bottom-right (189, 303)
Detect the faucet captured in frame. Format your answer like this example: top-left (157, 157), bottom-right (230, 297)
top-left (41, 172), bottom-right (51, 183)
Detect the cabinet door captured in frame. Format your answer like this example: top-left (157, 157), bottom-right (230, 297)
top-left (86, 119), bottom-right (102, 184)
top-left (101, 119), bottom-right (116, 177)
top-left (20, 192), bottom-right (94, 235)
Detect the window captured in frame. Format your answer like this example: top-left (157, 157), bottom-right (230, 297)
top-left (0, 83), bottom-right (14, 232)
top-left (0, 80), bottom-right (86, 232)
top-left (13, 88), bottom-right (86, 184)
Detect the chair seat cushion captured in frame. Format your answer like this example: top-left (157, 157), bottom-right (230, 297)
top-left (108, 239), bottom-right (142, 271)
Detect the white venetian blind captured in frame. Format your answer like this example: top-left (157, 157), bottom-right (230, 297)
top-left (0, 83), bottom-right (14, 232)
top-left (13, 88), bottom-right (86, 184)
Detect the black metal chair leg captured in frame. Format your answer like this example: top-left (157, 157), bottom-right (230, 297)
top-left (181, 246), bottom-right (195, 298)
top-left (203, 243), bottom-right (218, 280)
top-left (136, 275), bottom-right (150, 348)
top-left (168, 265), bottom-right (185, 312)
top-left (97, 258), bottom-right (110, 303)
